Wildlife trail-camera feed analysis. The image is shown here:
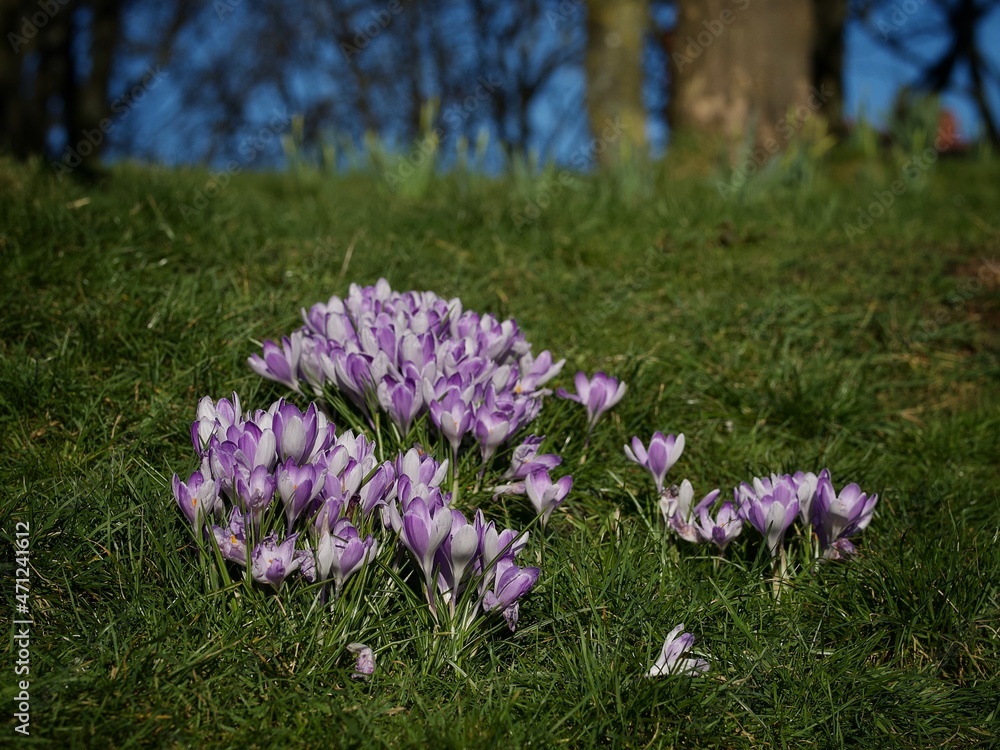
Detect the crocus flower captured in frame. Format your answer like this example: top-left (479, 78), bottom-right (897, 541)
top-left (357, 461), bottom-right (396, 517)
top-left (823, 537), bottom-right (857, 561)
top-left (172, 462), bottom-right (219, 529)
top-left (524, 470), bottom-right (573, 527)
top-left (315, 518), bottom-right (377, 595)
top-left (516, 350), bottom-right (565, 394)
top-left (210, 507), bottom-right (247, 565)
top-left (191, 393), bottom-right (242, 452)
top-left (625, 432), bottom-right (685, 494)
top-left (396, 447), bottom-right (449, 490)
top-left (248, 336), bottom-right (301, 393)
top-left (271, 400), bottom-right (328, 464)
top-left (435, 510), bottom-right (480, 602)
top-left (250, 533), bottom-right (301, 590)
top-left (811, 478), bottom-right (878, 551)
top-left (428, 388), bottom-right (474, 458)
top-left (474, 408), bottom-right (512, 464)
top-left (693, 500), bottom-right (743, 551)
top-left (667, 480), bottom-right (721, 543)
top-left (502, 435), bottom-right (562, 480)
top-left (482, 557), bottom-right (539, 631)
top-left (347, 643), bottom-right (374, 679)
top-left (388, 494), bottom-right (454, 610)
top-left (276, 459), bottom-right (324, 528)
top-left (647, 624), bottom-right (709, 677)
top-left (233, 464), bottom-right (277, 517)
top-left (557, 371), bottom-right (627, 432)
top-left (475, 512), bottom-right (529, 589)
top-left (376, 376), bottom-right (423, 434)
top-left (741, 477), bottom-right (800, 559)
top-left (792, 469), bottom-right (829, 526)
top-left (233, 423), bottom-right (277, 473)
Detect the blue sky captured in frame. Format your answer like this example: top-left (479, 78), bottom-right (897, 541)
top-left (110, 4), bottom-right (1000, 168)
top-left (845, 6), bottom-right (1000, 142)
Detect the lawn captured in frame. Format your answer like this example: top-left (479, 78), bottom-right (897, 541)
top-left (1, 151), bottom-right (998, 748)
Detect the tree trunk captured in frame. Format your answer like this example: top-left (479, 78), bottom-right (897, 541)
top-left (585, 0), bottom-right (648, 167)
top-left (1, 0), bottom-right (124, 166)
top-left (668, 0), bottom-right (816, 156)
top-left (811, 0), bottom-right (846, 136)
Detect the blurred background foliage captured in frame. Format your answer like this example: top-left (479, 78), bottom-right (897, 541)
top-left (1, 0), bottom-right (998, 180)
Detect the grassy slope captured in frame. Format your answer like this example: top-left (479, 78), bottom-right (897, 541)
top-left (1, 154), bottom-right (998, 748)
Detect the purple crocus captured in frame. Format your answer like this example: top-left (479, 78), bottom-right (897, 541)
top-left (271, 400), bottom-right (328, 464)
top-left (524, 470), bottom-right (573, 527)
top-left (250, 533), bottom-right (301, 590)
top-left (347, 642), bottom-right (374, 679)
top-left (315, 518), bottom-right (378, 595)
top-left (474, 512), bottom-right (530, 601)
top-left (172, 462), bottom-right (219, 529)
top-left (647, 623), bottom-right (710, 677)
top-left (210, 507), bottom-right (247, 565)
top-left (396, 447), bottom-right (449, 490)
top-left (557, 371), bottom-right (627, 432)
top-left (276, 459), bottom-right (324, 528)
top-left (811, 477), bottom-right (878, 553)
top-left (482, 557), bottom-right (539, 631)
top-left (474, 408), bottom-right (512, 464)
top-left (503, 435), bottom-right (562, 480)
top-left (435, 510), bottom-right (480, 605)
top-left (248, 336), bottom-right (301, 393)
top-left (625, 432), bottom-right (685, 494)
top-left (376, 376), bottom-right (423, 435)
top-left (387, 494), bottom-right (454, 612)
top-left (516, 350), bottom-right (565, 394)
top-left (740, 476), bottom-right (800, 559)
top-left (693, 500), bottom-right (744, 551)
top-left (792, 469), bottom-right (829, 525)
top-left (428, 388), bottom-right (474, 459)
top-left (191, 393), bottom-right (242, 452)
top-left (357, 461), bottom-right (396, 517)
top-left (233, 464), bottom-right (277, 516)
top-left (667, 480), bottom-right (721, 543)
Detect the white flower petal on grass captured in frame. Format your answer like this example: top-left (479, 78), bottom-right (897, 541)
top-left (646, 624), bottom-right (710, 677)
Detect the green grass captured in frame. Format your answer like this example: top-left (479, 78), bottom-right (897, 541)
top-left (2, 151), bottom-right (999, 747)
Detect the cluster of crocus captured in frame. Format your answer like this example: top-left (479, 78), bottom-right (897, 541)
top-left (248, 279), bottom-right (564, 468)
top-left (384, 448), bottom-right (539, 626)
top-left (667, 471), bottom-right (877, 562)
top-left (732, 470), bottom-right (878, 561)
top-left (491, 435), bottom-right (573, 528)
top-left (627, 432), bottom-right (879, 563)
top-left (173, 394), bottom-right (539, 631)
top-left (175, 394), bottom-right (388, 595)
